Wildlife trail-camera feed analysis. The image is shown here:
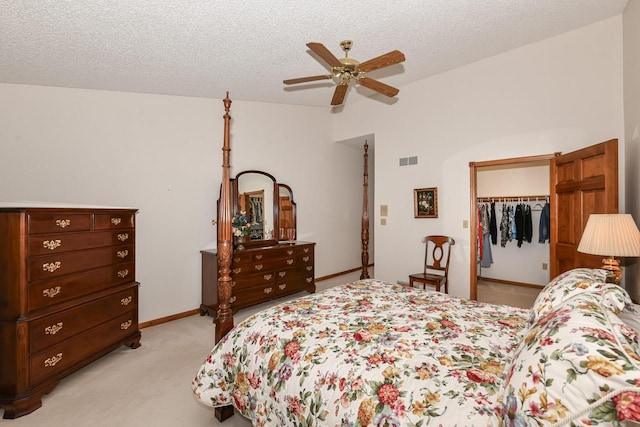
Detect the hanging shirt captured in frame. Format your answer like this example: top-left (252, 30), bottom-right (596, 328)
top-left (510, 206), bottom-right (516, 242)
top-left (500, 203), bottom-right (509, 247)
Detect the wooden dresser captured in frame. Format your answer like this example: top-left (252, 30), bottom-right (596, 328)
top-left (201, 241), bottom-right (315, 315)
top-left (0, 206), bottom-right (140, 418)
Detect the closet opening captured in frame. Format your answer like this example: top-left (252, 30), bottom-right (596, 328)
top-left (469, 154), bottom-right (556, 302)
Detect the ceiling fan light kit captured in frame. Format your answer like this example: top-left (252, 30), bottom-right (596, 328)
top-left (283, 40), bottom-right (405, 106)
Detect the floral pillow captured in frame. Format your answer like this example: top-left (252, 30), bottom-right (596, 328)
top-left (530, 268), bottom-right (631, 324)
top-left (498, 292), bottom-right (640, 426)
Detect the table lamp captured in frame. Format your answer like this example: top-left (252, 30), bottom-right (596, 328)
top-left (577, 213), bottom-right (640, 284)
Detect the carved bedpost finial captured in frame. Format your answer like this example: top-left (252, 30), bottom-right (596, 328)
top-left (223, 91), bottom-right (231, 113)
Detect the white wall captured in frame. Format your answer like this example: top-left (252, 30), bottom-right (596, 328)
top-left (624, 1), bottom-right (640, 300)
top-left (333, 16), bottom-right (626, 299)
top-left (0, 85), bottom-right (364, 322)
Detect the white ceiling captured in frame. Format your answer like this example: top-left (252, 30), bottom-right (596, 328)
top-left (0, 0), bottom-right (629, 108)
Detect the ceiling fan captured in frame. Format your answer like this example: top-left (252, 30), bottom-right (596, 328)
top-left (283, 40), bottom-right (406, 106)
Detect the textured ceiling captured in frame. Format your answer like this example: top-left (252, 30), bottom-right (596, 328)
top-left (0, 0), bottom-right (629, 108)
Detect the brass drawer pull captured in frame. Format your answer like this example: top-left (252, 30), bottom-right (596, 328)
top-left (120, 320), bottom-right (132, 330)
top-left (306, 266), bottom-right (313, 271)
top-left (279, 284), bottom-right (287, 290)
top-left (43, 240), bottom-right (62, 250)
top-left (303, 256), bottom-right (309, 262)
top-left (254, 264), bottom-right (263, 271)
top-left (233, 267), bottom-right (242, 274)
top-left (278, 271), bottom-right (286, 277)
top-left (263, 274), bottom-right (273, 280)
top-left (44, 353), bottom-right (63, 367)
top-left (303, 248), bottom-right (309, 253)
top-left (117, 233), bottom-right (129, 242)
top-left (263, 287), bottom-right (273, 294)
top-left (45, 322), bottom-right (63, 335)
top-left (117, 250), bottom-right (129, 259)
top-left (117, 269), bottom-right (129, 278)
top-left (121, 296), bottom-right (133, 306)
top-left (43, 286), bottom-right (62, 298)
top-left (306, 277), bottom-right (313, 283)
top-left (229, 296), bottom-right (237, 304)
top-left (111, 217), bottom-right (122, 226)
top-left (42, 262), bottom-right (61, 272)
top-left (55, 219), bottom-right (70, 228)
top-left (287, 250), bottom-right (294, 255)
top-left (286, 259), bottom-right (294, 265)
top-left (233, 257), bottom-right (241, 263)
top-left (255, 254), bottom-right (263, 260)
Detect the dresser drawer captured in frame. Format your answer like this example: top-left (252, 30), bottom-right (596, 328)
top-left (29, 262), bottom-right (135, 312)
top-left (232, 283), bottom-right (276, 309)
top-left (29, 230), bottom-right (135, 256)
top-left (29, 286), bottom-right (137, 353)
top-left (29, 311), bottom-right (137, 386)
top-left (28, 213), bottom-right (92, 235)
top-left (232, 271), bottom-right (275, 289)
top-left (28, 245), bottom-right (134, 281)
top-left (253, 247), bottom-right (296, 262)
top-left (94, 213), bottom-right (135, 230)
top-left (250, 256), bottom-right (297, 273)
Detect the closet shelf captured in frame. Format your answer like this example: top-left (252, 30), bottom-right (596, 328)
top-left (476, 195), bottom-right (548, 203)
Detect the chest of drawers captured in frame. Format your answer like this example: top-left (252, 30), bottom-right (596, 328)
top-left (0, 207), bottom-right (140, 418)
top-left (201, 241), bottom-right (315, 315)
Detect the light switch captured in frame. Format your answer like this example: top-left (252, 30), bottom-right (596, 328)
top-left (381, 218), bottom-right (387, 225)
top-left (463, 220), bottom-right (469, 228)
top-left (380, 205), bottom-right (388, 216)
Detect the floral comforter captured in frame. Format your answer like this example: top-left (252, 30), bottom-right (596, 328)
top-left (192, 280), bottom-right (530, 426)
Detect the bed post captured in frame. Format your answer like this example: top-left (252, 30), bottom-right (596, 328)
top-left (360, 141), bottom-right (370, 279)
top-left (214, 93), bottom-right (236, 422)
top-left (215, 92), bottom-right (234, 344)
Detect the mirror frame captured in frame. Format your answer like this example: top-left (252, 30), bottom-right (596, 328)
top-left (226, 170), bottom-right (296, 248)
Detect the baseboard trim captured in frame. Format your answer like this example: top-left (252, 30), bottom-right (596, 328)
top-left (140, 265), bottom-right (376, 329)
top-left (315, 264), bottom-right (374, 282)
top-left (139, 308), bottom-right (201, 329)
top-left (478, 276), bottom-right (545, 289)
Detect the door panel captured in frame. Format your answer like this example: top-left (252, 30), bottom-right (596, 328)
top-left (550, 139), bottom-right (618, 278)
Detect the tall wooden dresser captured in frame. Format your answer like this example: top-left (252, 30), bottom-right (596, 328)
top-left (0, 205), bottom-right (140, 418)
top-left (201, 241), bottom-right (315, 315)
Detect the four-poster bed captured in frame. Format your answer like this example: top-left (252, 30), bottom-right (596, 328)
top-left (195, 94), bottom-right (640, 426)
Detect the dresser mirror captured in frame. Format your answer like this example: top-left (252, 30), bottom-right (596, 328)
top-left (230, 170), bottom-right (296, 246)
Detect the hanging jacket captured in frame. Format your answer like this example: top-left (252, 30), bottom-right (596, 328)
top-left (539, 202), bottom-right (550, 243)
top-left (515, 204), bottom-right (524, 247)
top-left (524, 204), bottom-right (532, 243)
top-left (489, 202), bottom-right (497, 245)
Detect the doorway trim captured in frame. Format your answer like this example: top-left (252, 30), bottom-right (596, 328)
top-left (469, 153), bottom-right (557, 300)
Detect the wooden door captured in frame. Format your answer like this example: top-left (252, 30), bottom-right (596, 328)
top-left (550, 139), bottom-right (618, 277)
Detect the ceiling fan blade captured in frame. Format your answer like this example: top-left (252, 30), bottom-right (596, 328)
top-left (358, 50), bottom-right (405, 73)
top-left (358, 77), bottom-right (399, 98)
top-left (306, 42), bottom-right (343, 68)
top-left (331, 84), bottom-right (348, 106)
top-left (283, 75), bottom-right (332, 85)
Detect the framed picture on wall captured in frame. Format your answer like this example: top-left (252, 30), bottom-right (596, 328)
top-left (414, 187), bottom-right (438, 218)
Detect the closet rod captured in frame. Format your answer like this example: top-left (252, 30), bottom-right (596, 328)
top-left (476, 195), bottom-right (548, 203)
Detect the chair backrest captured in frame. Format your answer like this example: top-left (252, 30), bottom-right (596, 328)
top-left (423, 235), bottom-right (455, 276)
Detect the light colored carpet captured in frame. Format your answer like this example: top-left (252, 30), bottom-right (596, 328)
top-left (0, 272), bottom-right (538, 426)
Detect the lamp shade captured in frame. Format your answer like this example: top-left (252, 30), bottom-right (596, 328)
top-left (577, 214), bottom-right (640, 257)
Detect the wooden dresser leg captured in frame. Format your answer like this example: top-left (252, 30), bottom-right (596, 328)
top-left (215, 405), bottom-right (234, 421)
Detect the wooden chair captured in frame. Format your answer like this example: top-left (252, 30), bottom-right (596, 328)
top-left (409, 235), bottom-right (455, 293)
